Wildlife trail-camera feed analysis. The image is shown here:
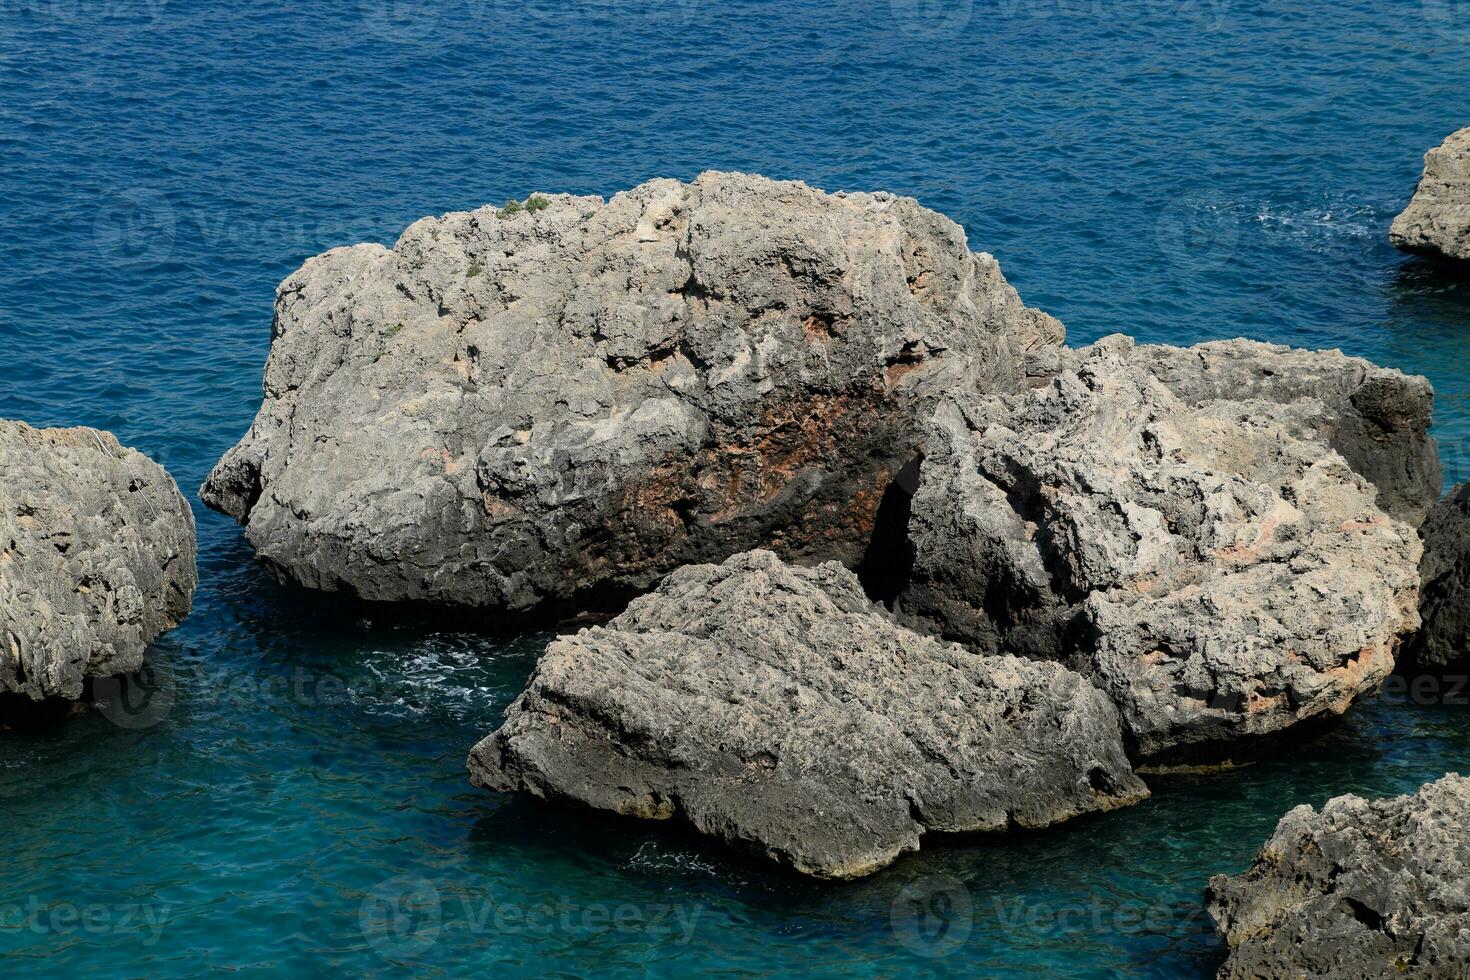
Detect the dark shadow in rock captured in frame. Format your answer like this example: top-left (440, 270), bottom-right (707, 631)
top-left (0, 691), bottom-right (89, 732)
top-left (1132, 712), bottom-right (1348, 777)
top-left (0, 667), bottom-right (172, 734)
top-left (1391, 254), bottom-right (1470, 286)
top-left (1385, 259), bottom-right (1470, 485)
top-left (856, 455), bottom-right (920, 606)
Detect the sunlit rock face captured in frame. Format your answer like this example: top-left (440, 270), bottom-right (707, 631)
top-left (1392, 126), bottom-right (1470, 263)
top-left (0, 420), bottom-right (196, 708)
top-left (470, 550), bottom-right (1147, 879)
top-left (895, 336), bottom-right (1425, 764)
top-left (203, 172), bottom-right (1062, 615)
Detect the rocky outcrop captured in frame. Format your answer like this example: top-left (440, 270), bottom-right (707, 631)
top-left (0, 421), bottom-right (196, 708)
top-left (469, 550), bottom-right (1147, 879)
top-left (1410, 482), bottom-right (1470, 673)
top-left (895, 336), bottom-right (1424, 764)
top-left (1122, 339), bottom-right (1439, 529)
top-left (201, 172), bottom-right (1063, 614)
top-left (1207, 774), bottom-right (1470, 979)
top-left (1391, 127), bottom-right (1470, 263)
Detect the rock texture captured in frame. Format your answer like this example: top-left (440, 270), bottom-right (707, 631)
top-left (0, 420), bottom-right (196, 705)
top-left (896, 336), bottom-right (1424, 763)
top-left (1207, 774), bottom-right (1470, 979)
top-left (1124, 339), bottom-right (1440, 529)
top-left (201, 172), bottom-right (1063, 613)
top-left (1391, 127), bottom-right (1470, 262)
top-left (469, 550), bottom-right (1147, 879)
top-left (1411, 482), bottom-right (1470, 673)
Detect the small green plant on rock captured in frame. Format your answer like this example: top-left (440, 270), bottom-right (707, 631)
top-left (497, 195), bottom-right (551, 219)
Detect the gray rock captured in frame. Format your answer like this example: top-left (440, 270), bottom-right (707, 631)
top-left (468, 550), bottom-right (1147, 879)
top-left (895, 336), bottom-right (1424, 764)
top-left (1124, 339), bottom-right (1440, 529)
top-left (202, 172), bottom-right (1063, 614)
top-left (1207, 774), bottom-right (1470, 979)
top-left (1391, 127), bottom-right (1470, 262)
top-left (1411, 481), bottom-right (1470, 673)
top-left (0, 420), bottom-right (196, 706)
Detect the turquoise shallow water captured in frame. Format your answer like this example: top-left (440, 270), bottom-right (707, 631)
top-left (4, 1), bottom-right (1470, 975)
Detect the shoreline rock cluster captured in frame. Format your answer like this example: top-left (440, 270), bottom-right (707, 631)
top-left (0, 420), bottom-right (196, 722)
top-left (13, 168), bottom-right (1470, 967)
top-left (192, 173), bottom-right (1466, 891)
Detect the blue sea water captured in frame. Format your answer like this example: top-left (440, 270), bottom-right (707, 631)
top-left (3, 0), bottom-right (1470, 975)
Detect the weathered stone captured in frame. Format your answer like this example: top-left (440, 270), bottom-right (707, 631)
top-left (1410, 482), bottom-right (1470, 673)
top-left (1124, 339), bottom-right (1440, 528)
top-left (1207, 774), bottom-right (1470, 979)
top-left (201, 172), bottom-right (1063, 614)
top-left (469, 550), bottom-right (1147, 879)
top-left (895, 336), bottom-right (1423, 764)
top-left (1391, 127), bottom-right (1470, 263)
top-left (0, 420), bottom-right (196, 707)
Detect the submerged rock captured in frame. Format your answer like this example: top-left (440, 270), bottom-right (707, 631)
top-left (0, 421), bottom-right (196, 708)
top-left (895, 336), bottom-right (1423, 764)
top-left (1410, 482), bottom-right (1470, 674)
top-left (1391, 127), bottom-right (1470, 263)
top-left (469, 550), bottom-right (1147, 879)
top-left (201, 172), bottom-right (1063, 614)
top-left (1207, 774), bottom-right (1470, 979)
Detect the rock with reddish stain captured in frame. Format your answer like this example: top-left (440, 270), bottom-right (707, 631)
top-left (1207, 774), bottom-right (1470, 979)
top-left (0, 420), bottom-right (196, 708)
top-left (894, 335), bottom-right (1424, 765)
top-left (201, 172), bottom-right (1063, 613)
top-left (469, 550), bottom-right (1148, 879)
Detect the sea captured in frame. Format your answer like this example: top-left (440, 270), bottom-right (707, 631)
top-left (3, 1), bottom-right (1469, 975)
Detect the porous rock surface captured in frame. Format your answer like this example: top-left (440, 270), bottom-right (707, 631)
top-left (0, 420), bottom-right (196, 704)
top-left (1411, 481), bottom-right (1470, 673)
top-left (1207, 774), bottom-right (1470, 979)
top-left (1122, 339), bottom-right (1439, 528)
top-left (468, 550), bottom-right (1147, 879)
top-left (895, 336), bottom-right (1424, 763)
top-left (202, 172), bottom-right (1063, 613)
top-left (1391, 127), bottom-right (1470, 262)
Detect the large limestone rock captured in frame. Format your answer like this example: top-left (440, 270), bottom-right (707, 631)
top-left (202, 172), bottom-right (1063, 613)
top-left (895, 336), bottom-right (1424, 764)
top-left (1391, 127), bottom-right (1470, 262)
top-left (1207, 774), bottom-right (1470, 979)
top-left (1411, 482), bottom-right (1470, 673)
top-left (468, 550), bottom-right (1147, 879)
top-left (0, 421), bottom-right (196, 706)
